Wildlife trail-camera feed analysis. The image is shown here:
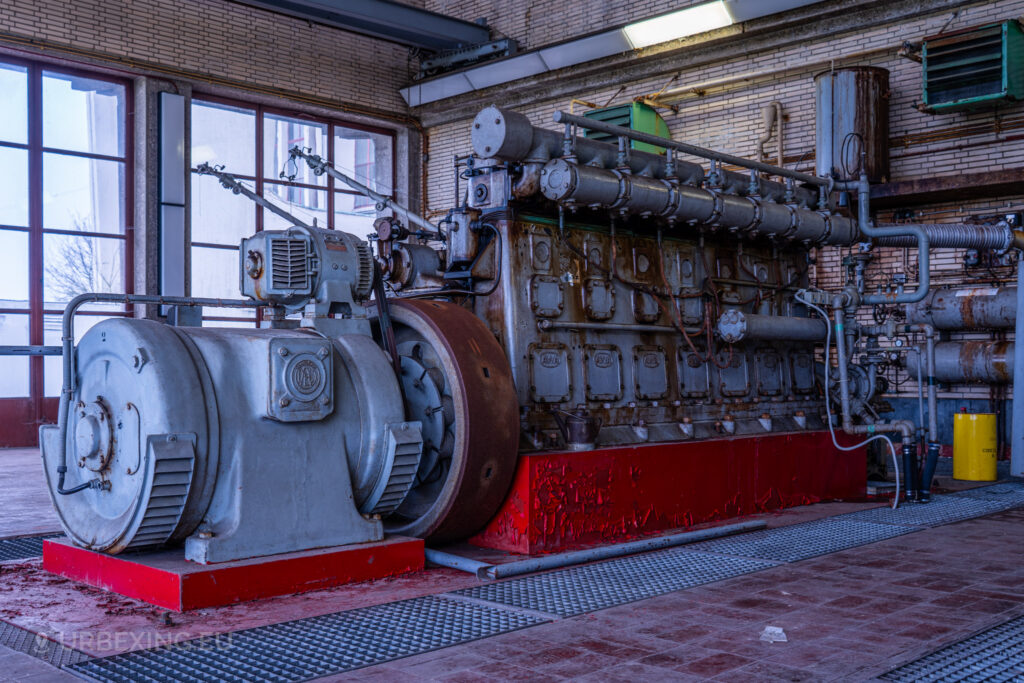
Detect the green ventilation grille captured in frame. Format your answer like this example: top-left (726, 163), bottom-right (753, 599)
top-left (922, 20), bottom-right (1024, 113)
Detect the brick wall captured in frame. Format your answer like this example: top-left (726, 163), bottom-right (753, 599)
top-left (0, 0), bottom-right (416, 114)
top-left (421, 0), bottom-right (703, 51)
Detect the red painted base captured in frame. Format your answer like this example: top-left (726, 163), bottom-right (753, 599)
top-left (471, 431), bottom-right (866, 554)
top-left (43, 536), bottom-right (424, 612)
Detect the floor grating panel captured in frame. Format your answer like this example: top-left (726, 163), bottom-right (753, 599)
top-left (454, 548), bottom-right (774, 617)
top-left (0, 620), bottom-right (89, 668)
top-left (67, 595), bottom-right (547, 683)
top-left (841, 495), bottom-right (1010, 528)
top-left (0, 534), bottom-right (62, 562)
top-left (881, 613), bottom-right (1024, 682)
top-left (950, 481), bottom-right (1024, 506)
top-left (685, 518), bottom-right (918, 563)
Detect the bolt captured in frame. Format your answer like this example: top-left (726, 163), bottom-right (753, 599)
top-left (168, 434), bottom-right (177, 442)
top-left (279, 347), bottom-right (289, 357)
top-left (317, 346), bottom-right (329, 359)
top-left (320, 395), bottom-right (330, 405)
top-left (280, 396), bottom-right (291, 407)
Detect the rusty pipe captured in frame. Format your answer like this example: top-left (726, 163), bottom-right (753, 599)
top-left (906, 340), bottom-right (1014, 384)
top-left (905, 286), bottom-right (1016, 330)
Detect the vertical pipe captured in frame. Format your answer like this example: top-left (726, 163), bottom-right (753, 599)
top-left (1012, 258), bottom-right (1024, 476)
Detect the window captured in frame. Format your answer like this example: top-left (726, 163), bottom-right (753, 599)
top-left (190, 98), bottom-right (394, 324)
top-left (0, 59), bottom-right (132, 446)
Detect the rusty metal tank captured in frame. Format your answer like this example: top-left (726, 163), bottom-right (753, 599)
top-left (815, 66), bottom-right (890, 182)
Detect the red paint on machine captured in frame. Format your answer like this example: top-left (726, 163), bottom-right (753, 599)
top-left (471, 431), bottom-right (865, 554)
top-left (43, 536), bottom-right (424, 612)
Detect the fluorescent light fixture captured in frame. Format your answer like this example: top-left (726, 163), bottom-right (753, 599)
top-left (622, 0), bottom-right (733, 49)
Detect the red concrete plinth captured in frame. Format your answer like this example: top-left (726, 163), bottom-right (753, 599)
top-left (472, 431), bottom-right (866, 554)
top-left (43, 536), bottom-right (424, 612)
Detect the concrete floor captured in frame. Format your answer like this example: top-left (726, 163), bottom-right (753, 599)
top-left (0, 448), bottom-right (60, 539)
top-left (3, 447), bottom-right (1022, 681)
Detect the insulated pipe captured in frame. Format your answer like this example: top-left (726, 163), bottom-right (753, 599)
top-left (471, 107), bottom-right (819, 206)
top-left (539, 159), bottom-right (859, 245)
top-left (871, 222), bottom-right (1018, 251)
top-left (906, 341), bottom-right (1015, 384)
top-left (905, 286), bottom-right (1016, 330)
top-left (716, 310), bottom-right (827, 343)
top-left (426, 519), bottom-right (767, 580)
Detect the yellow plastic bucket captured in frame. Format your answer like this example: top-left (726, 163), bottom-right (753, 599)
top-left (953, 412), bottom-right (997, 481)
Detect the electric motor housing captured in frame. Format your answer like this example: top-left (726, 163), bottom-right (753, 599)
top-left (39, 318), bottom-right (423, 564)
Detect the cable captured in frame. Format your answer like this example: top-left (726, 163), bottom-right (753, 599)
top-left (795, 291), bottom-right (900, 509)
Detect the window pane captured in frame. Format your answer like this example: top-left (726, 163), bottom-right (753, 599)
top-left (191, 245), bottom-right (247, 318)
top-left (191, 172), bottom-right (256, 245)
top-left (263, 183), bottom-right (327, 230)
top-left (333, 126), bottom-right (393, 195)
top-left (43, 233), bottom-right (125, 311)
top-left (0, 63), bottom-right (28, 144)
top-left (43, 153), bottom-right (125, 232)
top-left (43, 314), bottom-right (110, 396)
top-left (0, 230), bottom-right (29, 309)
top-left (264, 114), bottom-right (326, 186)
top-left (0, 147), bottom-right (28, 227)
top-left (191, 100), bottom-right (256, 175)
top-left (334, 192), bottom-right (377, 235)
top-left (42, 71), bottom-right (125, 157)
top-left (0, 313), bottom-right (29, 397)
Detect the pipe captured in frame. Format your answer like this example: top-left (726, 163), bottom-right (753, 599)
top-left (553, 110), bottom-right (827, 188)
top-left (906, 341), bottom-right (1014, 384)
top-left (427, 519), bottom-right (767, 580)
top-left (839, 174), bottom-right (930, 304)
top-left (539, 160), bottom-right (859, 246)
top-left (900, 324), bottom-right (938, 444)
top-left (56, 293), bottom-right (263, 495)
top-left (872, 222), bottom-right (1017, 252)
top-left (471, 107), bottom-right (818, 206)
top-left (537, 319), bottom-right (701, 335)
top-left (905, 286), bottom-right (1016, 330)
top-left (758, 101), bottom-right (784, 168)
top-left (832, 304), bottom-right (914, 442)
top-left (1014, 257), bottom-right (1024, 478)
top-left (717, 310), bottom-right (827, 343)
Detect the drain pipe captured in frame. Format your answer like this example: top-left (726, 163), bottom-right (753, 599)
top-left (426, 519), bottom-right (767, 580)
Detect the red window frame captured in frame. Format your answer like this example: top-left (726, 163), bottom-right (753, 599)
top-left (0, 57), bottom-right (134, 447)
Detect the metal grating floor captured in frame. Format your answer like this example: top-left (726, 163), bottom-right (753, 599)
top-left (0, 534), bottom-right (61, 562)
top-left (841, 494), bottom-right (1010, 528)
top-left (951, 481), bottom-right (1024, 506)
top-left (68, 595), bottom-right (547, 683)
top-left (685, 518), bottom-right (917, 563)
top-left (881, 613), bottom-right (1024, 682)
top-left (0, 620), bottom-right (89, 668)
top-left (454, 548), bottom-right (774, 617)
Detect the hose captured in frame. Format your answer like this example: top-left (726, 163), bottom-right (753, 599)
top-left (795, 291), bottom-right (900, 509)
